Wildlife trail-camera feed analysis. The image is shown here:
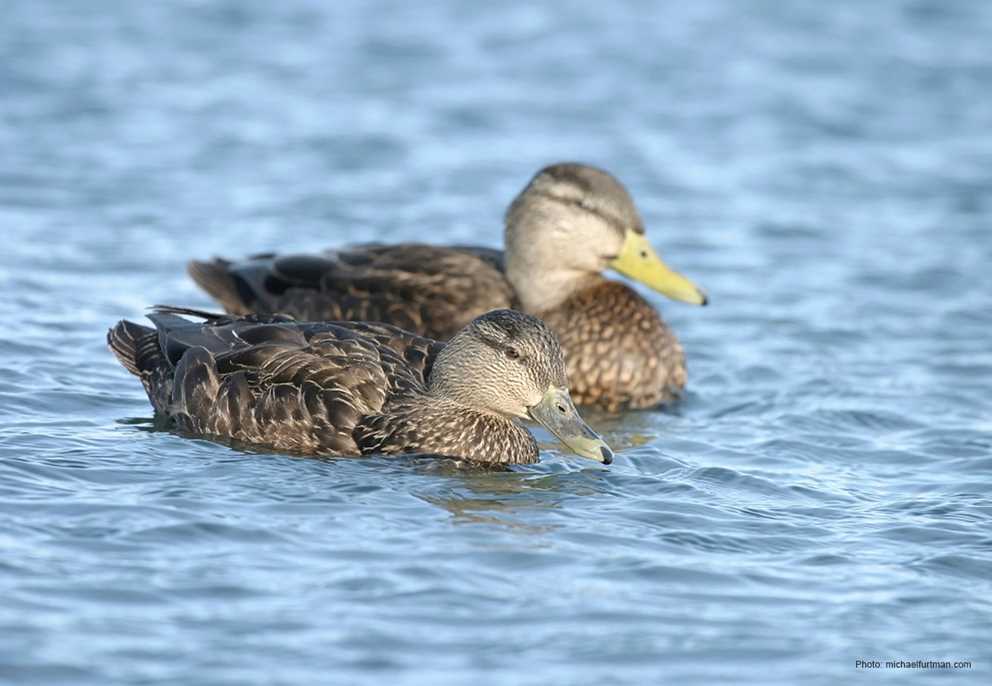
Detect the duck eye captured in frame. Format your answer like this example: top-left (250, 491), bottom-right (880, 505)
top-left (640, 250), bottom-right (648, 259)
top-left (504, 347), bottom-right (520, 360)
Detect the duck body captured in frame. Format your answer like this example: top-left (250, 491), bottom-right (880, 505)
top-left (108, 308), bottom-right (612, 466)
top-left (189, 164), bottom-right (707, 412)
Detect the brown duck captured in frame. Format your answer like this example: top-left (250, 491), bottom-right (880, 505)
top-left (108, 307), bottom-right (612, 466)
top-left (188, 163), bottom-right (707, 412)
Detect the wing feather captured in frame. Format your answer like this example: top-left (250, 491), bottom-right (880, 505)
top-left (108, 310), bottom-right (446, 455)
top-left (188, 244), bottom-right (514, 339)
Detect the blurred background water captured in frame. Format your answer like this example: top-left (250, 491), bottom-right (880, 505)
top-left (1, 1), bottom-right (991, 684)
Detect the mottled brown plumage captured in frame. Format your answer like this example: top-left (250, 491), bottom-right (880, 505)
top-left (537, 280), bottom-right (686, 411)
top-left (108, 308), bottom-right (611, 465)
top-left (188, 163), bottom-right (706, 412)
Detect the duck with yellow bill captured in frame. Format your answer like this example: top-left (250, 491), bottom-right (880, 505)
top-left (188, 163), bottom-right (707, 411)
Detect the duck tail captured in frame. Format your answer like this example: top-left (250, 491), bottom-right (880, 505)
top-left (107, 319), bottom-right (162, 377)
top-left (187, 258), bottom-right (250, 314)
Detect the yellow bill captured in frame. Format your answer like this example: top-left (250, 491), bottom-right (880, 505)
top-left (609, 231), bottom-right (708, 305)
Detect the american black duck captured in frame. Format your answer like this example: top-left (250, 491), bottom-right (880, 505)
top-left (108, 307), bottom-right (613, 466)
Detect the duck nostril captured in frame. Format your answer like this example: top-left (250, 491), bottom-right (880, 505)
top-left (557, 404), bottom-right (567, 414)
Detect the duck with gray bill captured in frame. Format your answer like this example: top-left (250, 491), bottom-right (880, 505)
top-left (108, 307), bottom-right (612, 466)
top-left (188, 162), bottom-right (707, 412)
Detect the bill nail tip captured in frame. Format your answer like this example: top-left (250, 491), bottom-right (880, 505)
top-left (600, 446), bottom-right (614, 465)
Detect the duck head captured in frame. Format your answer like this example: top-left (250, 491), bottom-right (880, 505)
top-left (504, 162), bottom-right (708, 312)
top-left (429, 309), bottom-right (613, 464)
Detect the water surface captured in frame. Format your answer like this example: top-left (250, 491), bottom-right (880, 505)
top-left (1, 1), bottom-right (991, 684)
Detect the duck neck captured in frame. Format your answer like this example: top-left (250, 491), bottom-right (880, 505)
top-left (510, 264), bottom-right (604, 315)
top-left (406, 394), bottom-right (539, 465)
top-left (503, 206), bottom-right (606, 314)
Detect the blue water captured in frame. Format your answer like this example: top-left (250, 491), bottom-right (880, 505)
top-left (1, 1), bottom-right (991, 684)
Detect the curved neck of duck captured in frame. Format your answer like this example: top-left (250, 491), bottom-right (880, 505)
top-left (504, 206), bottom-right (610, 314)
top-left (392, 396), bottom-right (538, 465)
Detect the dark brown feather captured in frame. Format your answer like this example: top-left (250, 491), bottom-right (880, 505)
top-left (188, 244), bottom-right (515, 340)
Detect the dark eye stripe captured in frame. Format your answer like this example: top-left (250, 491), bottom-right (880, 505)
top-left (529, 189), bottom-right (628, 233)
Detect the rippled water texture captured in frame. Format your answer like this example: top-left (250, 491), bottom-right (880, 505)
top-left (2, 1), bottom-right (991, 684)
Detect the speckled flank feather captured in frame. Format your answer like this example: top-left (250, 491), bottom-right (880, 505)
top-left (538, 280), bottom-right (686, 411)
top-left (107, 309), bottom-right (542, 464)
top-left (188, 244), bottom-right (515, 340)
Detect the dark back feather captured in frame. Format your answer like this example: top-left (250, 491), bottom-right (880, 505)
top-left (188, 244), bottom-right (515, 340)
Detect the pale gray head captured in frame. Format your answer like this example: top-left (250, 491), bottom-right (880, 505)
top-left (429, 309), bottom-right (567, 417)
top-left (429, 309), bottom-right (612, 463)
top-left (504, 162), bottom-right (708, 313)
top-left (509, 162), bottom-right (645, 236)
